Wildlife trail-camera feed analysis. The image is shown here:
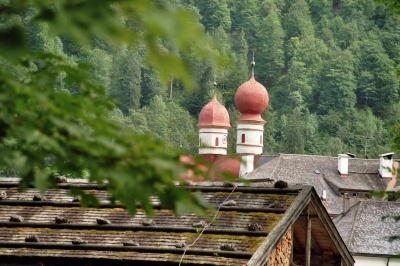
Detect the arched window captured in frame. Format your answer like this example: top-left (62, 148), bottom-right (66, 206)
top-left (260, 135), bottom-right (262, 144)
top-left (241, 134), bottom-right (245, 143)
top-left (215, 137), bottom-right (219, 146)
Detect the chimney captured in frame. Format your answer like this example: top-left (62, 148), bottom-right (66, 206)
top-left (379, 152), bottom-right (394, 179)
top-left (239, 155), bottom-right (254, 177)
top-left (342, 193), bottom-right (350, 213)
top-left (338, 154), bottom-right (349, 176)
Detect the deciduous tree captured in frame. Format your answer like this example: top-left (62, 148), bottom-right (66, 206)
top-left (0, 0), bottom-right (225, 216)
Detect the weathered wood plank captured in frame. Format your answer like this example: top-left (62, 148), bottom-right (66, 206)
top-left (305, 210), bottom-right (311, 266)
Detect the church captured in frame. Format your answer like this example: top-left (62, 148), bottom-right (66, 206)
top-left (182, 60), bottom-right (270, 180)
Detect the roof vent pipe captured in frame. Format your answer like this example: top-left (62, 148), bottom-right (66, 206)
top-left (343, 193), bottom-right (350, 214)
top-left (338, 154), bottom-right (349, 176)
top-left (379, 152), bottom-right (394, 179)
top-left (321, 190), bottom-right (327, 201)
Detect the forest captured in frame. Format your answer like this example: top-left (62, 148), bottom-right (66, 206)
top-left (3, 0), bottom-right (400, 161)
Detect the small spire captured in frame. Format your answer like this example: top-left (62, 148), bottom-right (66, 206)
top-left (213, 74), bottom-right (217, 94)
top-left (251, 52), bottom-right (255, 76)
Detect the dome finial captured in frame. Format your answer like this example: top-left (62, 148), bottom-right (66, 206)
top-left (213, 74), bottom-right (217, 94)
top-left (251, 52), bottom-right (255, 76)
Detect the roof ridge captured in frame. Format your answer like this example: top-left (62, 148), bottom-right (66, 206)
top-left (269, 154), bottom-right (282, 178)
top-left (281, 154), bottom-right (336, 158)
top-left (347, 201), bottom-right (363, 250)
top-left (280, 154), bottom-right (381, 161)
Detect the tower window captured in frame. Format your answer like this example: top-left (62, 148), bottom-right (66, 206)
top-left (215, 137), bottom-right (219, 146)
top-left (260, 135), bottom-right (262, 144)
top-left (199, 138), bottom-right (202, 147)
top-left (241, 134), bottom-right (245, 143)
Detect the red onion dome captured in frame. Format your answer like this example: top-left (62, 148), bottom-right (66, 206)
top-left (209, 155), bottom-right (241, 181)
top-left (197, 95), bottom-right (231, 128)
top-left (234, 75), bottom-right (269, 121)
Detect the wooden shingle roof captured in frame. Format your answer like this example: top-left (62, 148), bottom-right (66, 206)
top-left (333, 201), bottom-right (400, 257)
top-left (0, 177), bottom-right (353, 266)
top-left (247, 154), bottom-right (389, 215)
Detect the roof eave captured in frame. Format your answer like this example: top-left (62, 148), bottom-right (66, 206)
top-left (247, 186), bottom-right (312, 266)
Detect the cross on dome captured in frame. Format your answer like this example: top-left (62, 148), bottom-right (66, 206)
top-left (251, 52), bottom-right (255, 76)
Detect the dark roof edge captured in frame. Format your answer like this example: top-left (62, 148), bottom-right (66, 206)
top-left (0, 181), bottom-right (301, 194)
top-left (0, 200), bottom-right (287, 214)
top-left (180, 186), bottom-right (301, 194)
top-left (247, 186), bottom-right (312, 266)
top-left (352, 252), bottom-right (400, 258)
top-left (0, 222), bottom-right (269, 236)
top-left (0, 182), bottom-right (105, 189)
top-left (0, 242), bottom-right (253, 259)
top-left (310, 189), bottom-right (355, 266)
top-left (337, 188), bottom-right (373, 193)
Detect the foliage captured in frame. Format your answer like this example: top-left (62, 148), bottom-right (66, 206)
top-left (377, 0), bottom-right (400, 16)
top-left (0, 0), bottom-right (227, 216)
top-left (390, 120), bottom-right (400, 152)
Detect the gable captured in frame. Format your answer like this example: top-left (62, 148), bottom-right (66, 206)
top-left (249, 186), bottom-right (354, 266)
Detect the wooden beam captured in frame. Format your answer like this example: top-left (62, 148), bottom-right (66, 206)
top-left (309, 192), bottom-right (355, 266)
top-left (295, 217), bottom-right (323, 255)
top-left (290, 228), bottom-right (294, 263)
top-left (305, 210), bottom-right (311, 266)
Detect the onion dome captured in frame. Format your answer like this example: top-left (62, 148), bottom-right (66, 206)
top-left (234, 75), bottom-right (269, 122)
top-left (209, 155), bottom-right (241, 181)
top-left (197, 95), bottom-right (231, 128)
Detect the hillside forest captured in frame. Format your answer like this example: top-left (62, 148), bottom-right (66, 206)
top-left (4, 0), bottom-right (400, 163)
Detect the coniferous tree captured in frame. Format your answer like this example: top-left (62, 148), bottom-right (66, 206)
top-left (282, 107), bottom-right (305, 154)
top-left (318, 50), bottom-right (357, 114)
top-left (109, 46), bottom-right (142, 114)
top-left (283, 0), bottom-right (314, 39)
top-left (194, 0), bottom-right (231, 33)
top-left (357, 33), bottom-right (399, 116)
top-left (228, 0), bottom-right (258, 48)
top-left (257, 6), bottom-right (284, 86)
top-left (82, 48), bottom-right (112, 91)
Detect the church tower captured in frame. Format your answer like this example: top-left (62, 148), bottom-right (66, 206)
top-left (234, 59), bottom-right (269, 155)
top-left (196, 95), bottom-right (231, 155)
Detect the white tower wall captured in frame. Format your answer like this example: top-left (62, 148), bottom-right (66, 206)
top-left (236, 122), bottom-right (265, 155)
top-left (199, 127), bottom-right (228, 155)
